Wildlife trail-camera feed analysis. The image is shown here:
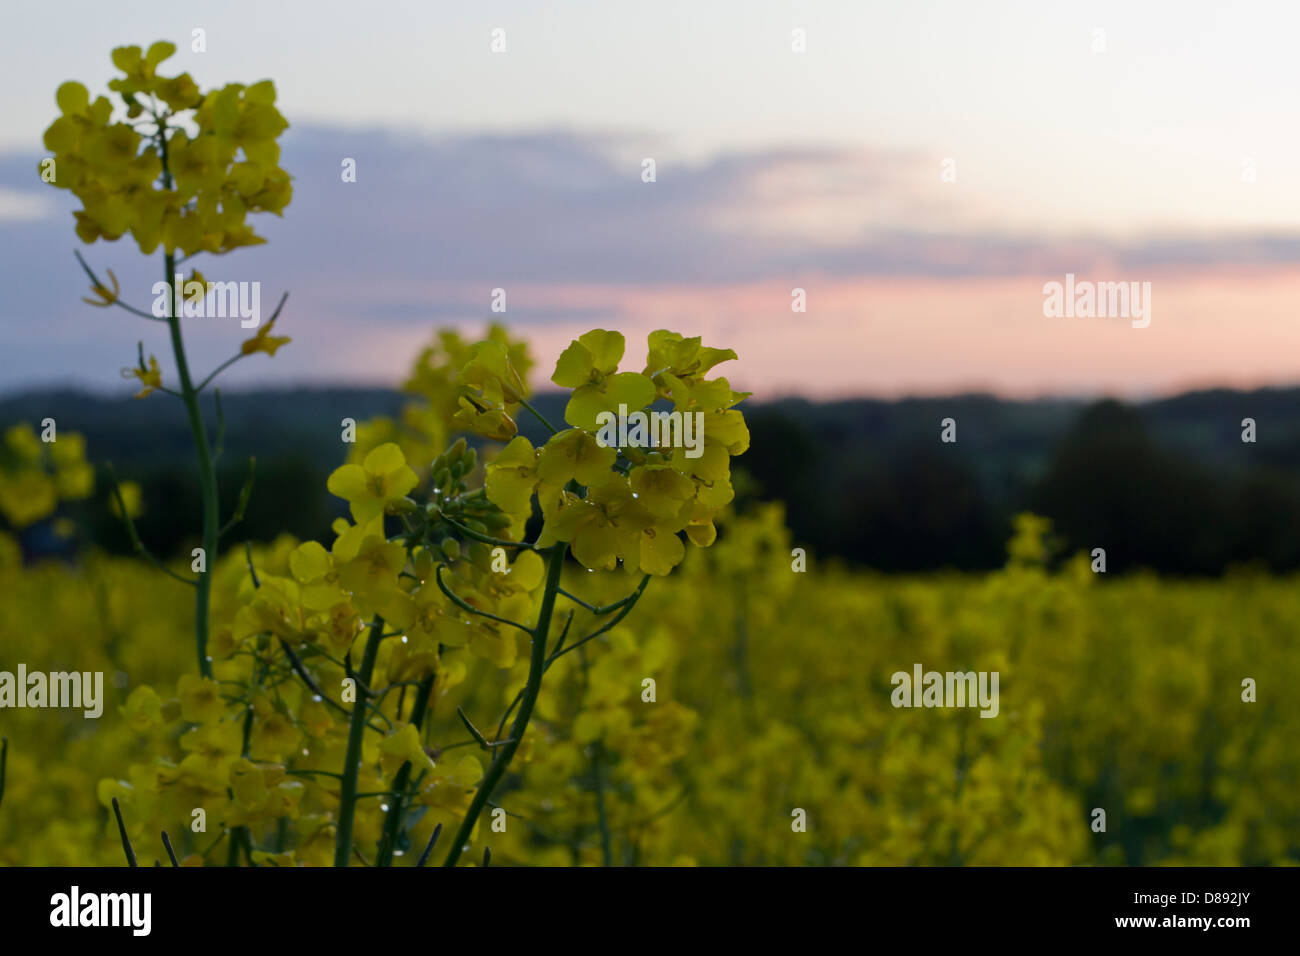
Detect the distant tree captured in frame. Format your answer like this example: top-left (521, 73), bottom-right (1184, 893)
top-left (1033, 400), bottom-right (1224, 574)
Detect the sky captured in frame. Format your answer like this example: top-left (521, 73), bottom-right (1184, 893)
top-left (2, 0), bottom-right (1299, 399)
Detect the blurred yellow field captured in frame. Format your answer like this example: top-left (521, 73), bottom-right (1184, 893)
top-left (2, 499), bottom-right (1294, 866)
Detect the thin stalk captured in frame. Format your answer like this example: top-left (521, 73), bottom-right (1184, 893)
top-left (334, 616), bottom-right (385, 866)
top-left (443, 542), bottom-right (567, 866)
top-left (161, 830), bottom-right (180, 866)
top-left (591, 740), bottom-right (613, 867)
top-left (111, 797), bottom-right (137, 867)
top-left (546, 574), bottom-right (651, 667)
top-left (227, 699), bottom-right (256, 866)
top-left (439, 514), bottom-right (538, 552)
top-left (415, 823), bottom-right (443, 867)
top-left (158, 128), bottom-right (219, 678)
top-left (375, 673), bottom-right (435, 866)
top-left (580, 647), bottom-right (613, 866)
top-left (166, 253), bottom-right (218, 678)
top-left (105, 464), bottom-right (195, 587)
top-left (518, 398), bottom-right (559, 435)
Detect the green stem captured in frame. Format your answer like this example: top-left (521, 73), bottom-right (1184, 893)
top-left (375, 674), bottom-right (435, 866)
top-left (443, 542), bottom-right (567, 866)
top-left (110, 797), bottom-right (137, 867)
top-left (592, 740), bottom-right (613, 866)
top-left (334, 617), bottom-right (385, 867)
top-left (580, 647), bottom-right (613, 866)
top-left (158, 130), bottom-right (219, 682)
top-left (226, 699), bottom-right (256, 866)
top-left (105, 463), bottom-right (195, 586)
top-left (439, 514), bottom-right (538, 552)
top-left (518, 397), bottom-right (559, 435)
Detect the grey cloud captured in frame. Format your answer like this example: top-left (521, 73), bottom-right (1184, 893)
top-left (2, 128), bottom-right (1299, 391)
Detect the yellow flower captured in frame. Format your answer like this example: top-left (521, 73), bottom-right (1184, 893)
top-left (552, 330), bottom-right (657, 431)
top-left (333, 518), bottom-right (406, 611)
top-left (118, 685), bottom-right (163, 734)
top-left (44, 43), bottom-right (293, 257)
top-left (629, 463), bottom-right (695, 519)
top-left (379, 723), bottom-right (435, 777)
top-left (50, 433), bottom-right (94, 499)
top-left (108, 480), bottom-right (143, 520)
top-left (288, 540), bottom-right (345, 610)
top-left (229, 758), bottom-right (270, 808)
top-left (467, 622), bottom-right (520, 668)
top-left (107, 42), bottom-right (178, 97)
top-left (240, 317), bottom-right (291, 357)
top-left (168, 131), bottom-right (225, 199)
top-left (552, 329), bottom-right (625, 387)
top-left (232, 573), bottom-right (307, 641)
top-left (383, 581), bottom-right (472, 651)
top-left (484, 435), bottom-right (539, 516)
top-left (3, 423), bottom-right (42, 462)
top-left (459, 339), bottom-right (526, 404)
top-left (250, 710), bottom-right (302, 761)
top-left (452, 393), bottom-right (518, 441)
top-left (538, 490), bottom-right (627, 572)
top-left (299, 698), bottom-right (334, 739)
top-left (537, 428), bottom-right (617, 487)
top-left (122, 355), bottom-right (162, 398)
top-left (643, 329), bottom-right (737, 385)
top-left (81, 267), bottom-right (119, 307)
top-left (320, 599), bottom-right (362, 655)
top-left (178, 720), bottom-right (243, 788)
top-left (0, 470), bottom-right (57, 528)
top-left (177, 673), bottom-right (224, 724)
top-left (182, 269), bottom-right (207, 307)
top-left (417, 754), bottom-right (484, 808)
top-left (327, 442), bottom-right (418, 523)
top-left (209, 625), bottom-right (243, 661)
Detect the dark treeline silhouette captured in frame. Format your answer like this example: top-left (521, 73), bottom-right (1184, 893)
top-left (4, 385), bottom-right (1299, 575)
top-left (742, 390), bottom-right (1300, 574)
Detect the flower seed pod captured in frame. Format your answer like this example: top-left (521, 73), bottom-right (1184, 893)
top-left (412, 548), bottom-right (435, 580)
top-left (467, 540), bottom-right (491, 569)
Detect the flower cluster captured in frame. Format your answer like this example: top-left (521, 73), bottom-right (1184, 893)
top-left (75, 325), bottom-right (749, 865)
top-left (94, 528), bottom-right (494, 867)
top-left (0, 422), bottom-right (94, 534)
top-left (41, 41), bottom-right (290, 255)
top-left (480, 329), bottom-right (750, 576)
top-left (342, 325), bottom-right (534, 489)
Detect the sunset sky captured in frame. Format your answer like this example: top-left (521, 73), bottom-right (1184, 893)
top-left (2, 0), bottom-right (1298, 398)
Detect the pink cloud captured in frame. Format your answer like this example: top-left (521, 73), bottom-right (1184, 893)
top-left (273, 268), bottom-right (1300, 401)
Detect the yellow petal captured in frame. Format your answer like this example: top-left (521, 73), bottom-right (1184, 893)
top-left (363, 442), bottom-right (407, 475)
top-left (326, 463), bottom-right (368, 502)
